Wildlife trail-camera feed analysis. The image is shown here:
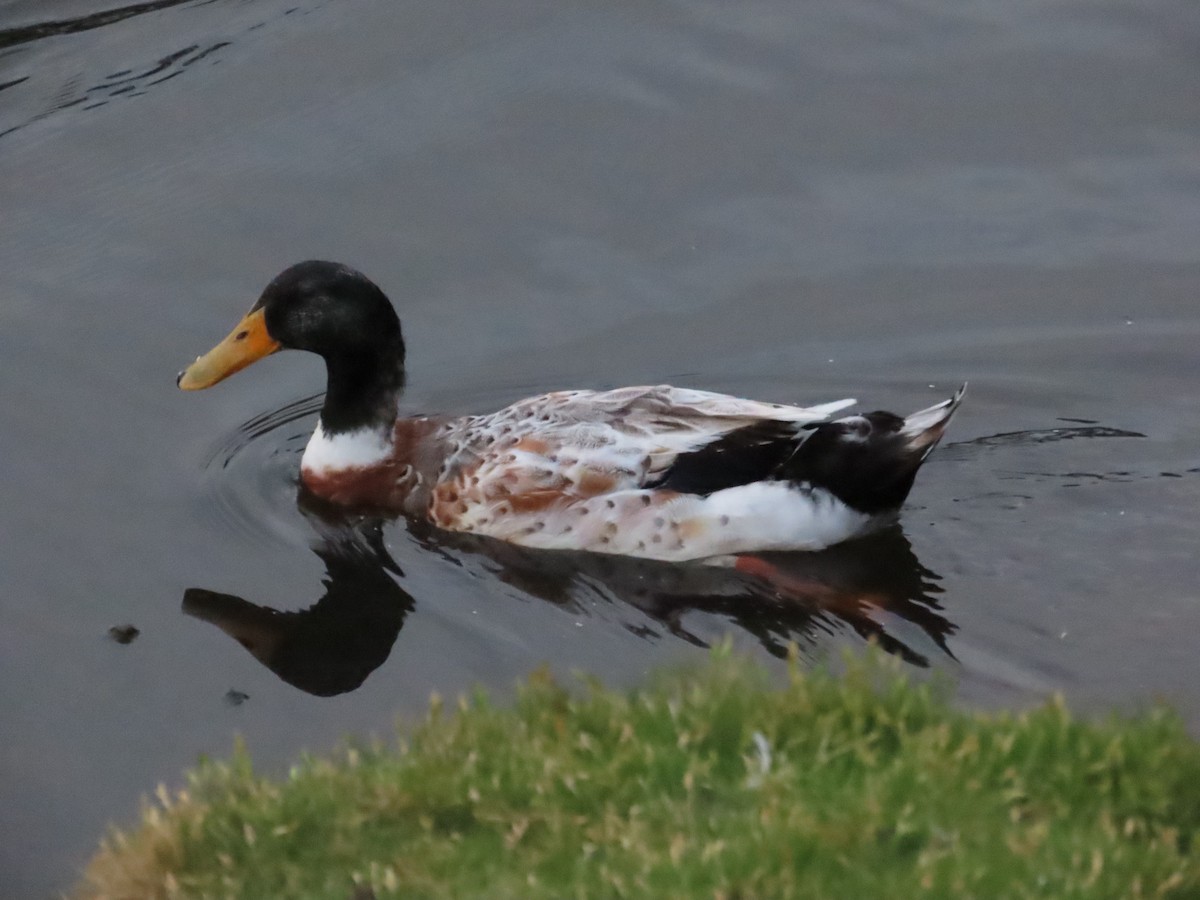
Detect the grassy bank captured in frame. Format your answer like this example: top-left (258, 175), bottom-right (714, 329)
top-left (77, 650), bottom-right (1199, 899)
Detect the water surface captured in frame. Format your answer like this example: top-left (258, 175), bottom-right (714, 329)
top-left (1, 0), bottom-right (1198, 895)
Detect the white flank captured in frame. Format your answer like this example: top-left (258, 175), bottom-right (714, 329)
top-left (663, 482), bottom-right (875, 559)
top-left (301, 422), bottom-right (393, 474)
top-left (468, 481), bottom-right (876, 563)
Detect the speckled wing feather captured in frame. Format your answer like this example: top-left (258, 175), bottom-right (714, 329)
top-left (426, 385), bottom-right (856, 554)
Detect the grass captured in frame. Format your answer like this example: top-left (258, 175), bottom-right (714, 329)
top-left (76, 647), bottom-right (1200, 899)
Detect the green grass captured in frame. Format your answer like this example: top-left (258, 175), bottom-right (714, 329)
top-left (77, 648), bottom-right (1200, 899)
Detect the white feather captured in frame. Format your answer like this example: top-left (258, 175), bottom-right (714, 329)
top-left (301, 423), bottom-right (393, 474)
top-left (470, 482), bottom-right (875, 562)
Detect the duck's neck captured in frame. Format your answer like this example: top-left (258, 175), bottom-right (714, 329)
top-left (303, 344), bottom-right (405, 474)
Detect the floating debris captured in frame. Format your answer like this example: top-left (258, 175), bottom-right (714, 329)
top-left (107, 624), bottom-right (140, 645)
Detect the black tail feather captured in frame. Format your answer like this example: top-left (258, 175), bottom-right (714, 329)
top-left (780, 387), bottom-right (964, 513)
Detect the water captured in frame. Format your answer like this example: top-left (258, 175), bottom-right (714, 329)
top-left (2, 0), bottom-right (1198, 895)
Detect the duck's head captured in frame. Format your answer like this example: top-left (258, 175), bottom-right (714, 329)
top-left (178, 261), bottom-right (403, 390)
top-left (178, 261), bottom-right (406, 433)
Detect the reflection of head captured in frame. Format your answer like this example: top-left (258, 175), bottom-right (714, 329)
top-left (183, 525), bottom-right (412, 697)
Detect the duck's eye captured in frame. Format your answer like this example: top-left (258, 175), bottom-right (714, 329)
top-left (235, 330), bottom-right (249, 341)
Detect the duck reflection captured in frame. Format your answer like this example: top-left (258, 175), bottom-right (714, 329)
top-left (184, 492), bottom-right (955, 696)
top-left (183, 517), bottom-right (412, 696)
top-left (430, 521), bottom-right (954, 666)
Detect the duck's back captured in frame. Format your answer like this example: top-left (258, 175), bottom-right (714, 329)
top-left (422, 385), bottom-right (861, 559)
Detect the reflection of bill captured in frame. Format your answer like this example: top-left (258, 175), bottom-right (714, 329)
top-left (183, 519), bottom-right (412, 697)
top-left (184, 497), bottom-right (954, 697)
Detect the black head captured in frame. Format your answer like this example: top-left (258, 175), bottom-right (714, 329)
top-left (254, 261), bottom-right (403, 361)
top-left (178, 261), bottom-right (406, 435)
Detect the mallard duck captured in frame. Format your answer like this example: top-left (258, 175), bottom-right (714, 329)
top-left (179, 261), bottom-right (963, 562)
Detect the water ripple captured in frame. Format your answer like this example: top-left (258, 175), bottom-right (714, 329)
top-left (195, 393), bottom-right (322, 548)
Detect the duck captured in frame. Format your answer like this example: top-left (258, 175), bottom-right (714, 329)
top-left (178, 261), bottom-right (964, 563)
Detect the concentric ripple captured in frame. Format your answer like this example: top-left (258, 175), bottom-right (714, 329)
top-left (194, 393), bottom-right (324, 548)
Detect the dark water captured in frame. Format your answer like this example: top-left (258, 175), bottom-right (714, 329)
top-left (2, 0), bottom-right (1198, 895)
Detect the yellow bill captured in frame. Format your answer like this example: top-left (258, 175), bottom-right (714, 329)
top-left (177, 308), bottom-right (281, 390)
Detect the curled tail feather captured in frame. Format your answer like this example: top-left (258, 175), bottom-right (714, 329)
top-left (901, 383), bottom-right (967, 458)
top-left (780, 384), bottom-right (966, 514)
